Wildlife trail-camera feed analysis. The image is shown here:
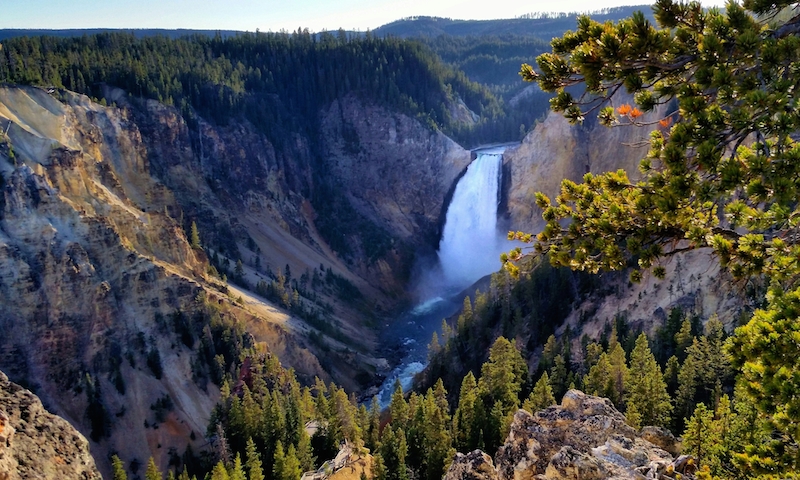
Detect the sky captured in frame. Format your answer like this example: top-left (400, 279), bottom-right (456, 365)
top-left (2, 0), bottom-right (729, 32)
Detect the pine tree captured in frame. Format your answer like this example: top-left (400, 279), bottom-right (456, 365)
top-left (245, 437), bottom-right (264, 480)
top-left (458, 296), bottom-right (473, 332)
top-left (405, 393), bottom-right (426, 476)
top-left (453, 371), bottom-right (481, 452)
top-left (663, 355), bottom-right (680, 397)
top-left (272, 440), bottom-right (286, 480)
top-left (379, 424), bottom-right (409, 480)
top-left (676, 338), bottom-right (703, 422)
top-left (366, 396), bottom-right (381, 452)
top-left (189, 221), bottom-right (200, 249)
top-left (582, 341), bottom-right (604, 374)
top-left (313, 377), bottom-right (329, 420)
top-left (228, 454), bottom-right (246, 480)
top-left (540, 334), bottom-right (559, 372)
top-left (144, 458), bottom-right (162, 480)
top-left (422, 384), bottom-right (453, 480)
top-left (486, 400), bottom-right (510, 453)
top-left (280, 444), bottom-right (303, 480)
top-left (584, 353), bottom-right (612, 399)
top-left (682, 403), bottom-right (718, 471)
top-left (606, 342), bottom-right (628, 408)
top-left (330, 386), bottom-right (361, 446)
top-left (523, 372), bottom-right (556, 413)
top-left (548, 354), bottom-right (568, 401)
top-left (372, 453), bottom-right (387, 480)
top-left (178, 467), bottom-right (191, 480)
top-left (296, 427), bottom-right (315, 472)
top-left (625, 401), bottom-right (642, 430)
top-left (478, 337), bottom-right (527, 410)
top-left (390, 381), bottom-right (409, 431)
top-left (112, 455), bottom-right (128, 480)
top-left (440, 319), bottom-right (453, 346)
top-left (427, 332), bottom-right (441, 359)
top-left (674, 318), bottom-right (693, 362)
top-left (209, 461), bottom-right (229, 480)
top-left (625, 333), bottom-right (671, 428)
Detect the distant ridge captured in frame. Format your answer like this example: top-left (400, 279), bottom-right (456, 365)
top-left (373, 5), bottom-right (654, 38)
top-left (0, 6), bottom-right (666, 43)
top-left (0, 28), bottom-right (245, 41)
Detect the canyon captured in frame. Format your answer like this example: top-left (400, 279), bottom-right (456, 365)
top-left (0, 81), bottom-right (741, 478)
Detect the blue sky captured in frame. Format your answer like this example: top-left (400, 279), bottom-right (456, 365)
top-left (3, 0), bottom-right (728, 32)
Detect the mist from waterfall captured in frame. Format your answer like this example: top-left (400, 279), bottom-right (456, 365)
top-left (437, 151), bottom-right (504, 291)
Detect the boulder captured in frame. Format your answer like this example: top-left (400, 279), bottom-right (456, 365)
top-left (0, 370), bottom-right (101, 480)
top-left (495, 390), bottom-right (636, 478)
top-left (639, 426), bottom-right (681, 457)
top-left (545, 446), bottom-right (607, 480)
top-left (444, 450), bottom-right (500, 480)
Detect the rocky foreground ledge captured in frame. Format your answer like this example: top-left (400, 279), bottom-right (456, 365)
top-left (0, 371), bottom-right (100, 480)
top-left (445, 390), bottom-right (695, 480)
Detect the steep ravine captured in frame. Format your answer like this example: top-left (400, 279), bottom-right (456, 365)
top-left (0, 84), bottom-right (472, 475)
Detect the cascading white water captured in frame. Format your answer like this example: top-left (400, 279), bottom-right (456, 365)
top-left (437, 152), bottom-right (503, 290)
top-left (375, 147), bottom-right (510, 407)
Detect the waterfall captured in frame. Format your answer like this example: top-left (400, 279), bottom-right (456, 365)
top-left (374, 148), bottom-right (508, 408)
top-left (438, 152), bottom-right (503, 290)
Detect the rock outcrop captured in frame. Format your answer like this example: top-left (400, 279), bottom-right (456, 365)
top-left (445, 390), bottom-right (696, 480)
top-left (319, 94), bottom-right (471, 292)
top-left (504, 108), bottom-right (653, 234)
top-left (0, 370), bottom-right (100, 480)
top-left (447, 450), bottom-right (499, 480)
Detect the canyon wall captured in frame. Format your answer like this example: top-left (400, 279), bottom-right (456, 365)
top-left (0, 84), bottom-right (472, 475)
top-left (501, 103), bottom-right (744, 348)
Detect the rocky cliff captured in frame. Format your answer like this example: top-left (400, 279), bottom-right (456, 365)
top-left (320, 95), bottom-right (470, 245)
top-left (444, 390), bottom-right (695, 480)
top-left (0, 84), bottom-right (473, 476)
top-left (504, 104), bottom-right (654, 234)
top-left (0, 370), bottom-right (101, 480)
top-left (501, 102), bottom-right (745, 346)
top-left (0, 85), bottom-right (276, 477)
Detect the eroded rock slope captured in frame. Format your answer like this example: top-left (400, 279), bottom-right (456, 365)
top-left (0, 84), bottom-right (472, 476)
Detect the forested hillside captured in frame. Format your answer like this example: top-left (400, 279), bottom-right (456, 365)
top-left (0, 30), bottom-right (503, 272)
top-left (0, 6), bottom-right (657, 149)
top-left (0, 31), bottom-right (500, 141)
top-left (373, 7), bottom-right (653, 39)
top-left (374, 7), bottom-right (657, 144)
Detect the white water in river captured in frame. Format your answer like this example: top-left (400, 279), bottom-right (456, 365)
top-left (374, 148), bottom-right (508, 407)
top-left (437, 151), bottom-right (504, 290)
